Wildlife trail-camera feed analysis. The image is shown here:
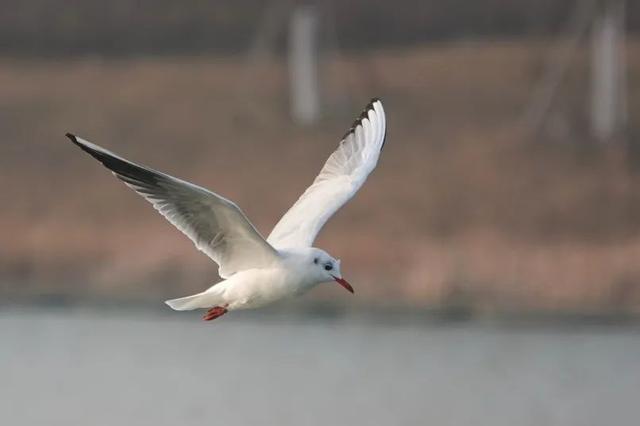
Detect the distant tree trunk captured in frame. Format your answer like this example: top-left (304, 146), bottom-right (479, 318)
top-left (590, 0), bottom-right (627, 143)
top-left (288, 4), bottom-right (320, 125)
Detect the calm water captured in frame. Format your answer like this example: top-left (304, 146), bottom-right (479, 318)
top-left (1, 308), bottom-right (639, 426)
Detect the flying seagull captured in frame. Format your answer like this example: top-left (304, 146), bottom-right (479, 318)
top-left (67, 98), bottom-right (386, 321)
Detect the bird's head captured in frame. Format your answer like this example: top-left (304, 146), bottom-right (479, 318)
top-left (307, 248), bottom-right (354, 294)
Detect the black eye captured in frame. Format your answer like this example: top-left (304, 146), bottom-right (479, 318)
top-left (324, 264), bottom-right (333, 271)
top-left (313, 258), bottom-right (319, 264)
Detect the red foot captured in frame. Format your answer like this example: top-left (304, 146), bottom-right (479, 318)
top-left (202, 305), bottom-right (228, 321)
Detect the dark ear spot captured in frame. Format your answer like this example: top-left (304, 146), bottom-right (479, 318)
top-left (313, 257), bottom-right (319, 264)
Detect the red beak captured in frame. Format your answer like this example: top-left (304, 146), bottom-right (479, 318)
top-left (332, 275), bottom-right (354, 294)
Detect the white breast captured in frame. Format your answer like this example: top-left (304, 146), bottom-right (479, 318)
top-left (215, 267), bottom-right (307, 310)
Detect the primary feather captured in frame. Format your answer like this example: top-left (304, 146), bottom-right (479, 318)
top-left (66, 133), bottom-right (280, 278)
top-left (268, 98), bottom-right (386, 248)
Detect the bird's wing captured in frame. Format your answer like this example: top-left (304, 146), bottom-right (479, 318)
top-left (67, 134), bottom-right (280, 278)
top-left (267, 98), bottom-right (386, 248)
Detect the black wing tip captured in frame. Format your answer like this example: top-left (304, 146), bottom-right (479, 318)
top-left (66, 131), bottom-right (108, 162)
top-left (66, 133), bottom-right (91, 152)
top-left (380, 123), bottom-right (388, 151)
top-left (66, 132), bottom-right (95, 155)
top-left (66, 133), bottom-right (163, 186)
top-left (66, 132), bottom-right (97, 156)
top-left (341, 97), bottom-right (383, 140)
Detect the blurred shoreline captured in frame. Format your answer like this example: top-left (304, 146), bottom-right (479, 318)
top-left (4, 297), bottom-right (640, 329)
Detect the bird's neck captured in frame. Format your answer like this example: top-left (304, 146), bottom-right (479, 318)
top-left (277, 247), bottom-right (324, 287)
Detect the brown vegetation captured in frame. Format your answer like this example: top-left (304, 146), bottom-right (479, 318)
top-left (2, 39), bottom-right (640, 313)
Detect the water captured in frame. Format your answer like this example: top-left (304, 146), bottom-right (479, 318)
top-left (2, 308), bottom-right (639, 426)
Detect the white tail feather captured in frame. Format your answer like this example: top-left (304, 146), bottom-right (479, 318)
top-left (165, 291), bottom-right (220, 311)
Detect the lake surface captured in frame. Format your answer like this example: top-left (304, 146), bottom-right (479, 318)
top-left (1, 308), bottom-right (639, 426)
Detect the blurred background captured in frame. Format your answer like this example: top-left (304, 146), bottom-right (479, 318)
top-left (2, 0), bottom-right (640, 425)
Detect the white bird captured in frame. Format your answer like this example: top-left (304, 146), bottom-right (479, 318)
top-left (67, 98), bottom-right (386, 321)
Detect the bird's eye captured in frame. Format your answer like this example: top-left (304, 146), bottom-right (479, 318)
top-left (324, 264), bottom-right (333, 271)
top-left (313, 258), bottom-right (319, 264)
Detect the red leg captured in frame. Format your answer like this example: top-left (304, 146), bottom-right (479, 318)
top-left (202, 305), bottom-right (228, 321)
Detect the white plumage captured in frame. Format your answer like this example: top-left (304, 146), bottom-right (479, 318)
top-left (67, 98), bottom-right (386, 321)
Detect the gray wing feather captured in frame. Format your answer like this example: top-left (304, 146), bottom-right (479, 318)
top-left (67, 134), bottom-right (279, 278)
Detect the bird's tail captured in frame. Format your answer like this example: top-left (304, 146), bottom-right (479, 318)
top-left (165, 290), bottom-right (223, 311)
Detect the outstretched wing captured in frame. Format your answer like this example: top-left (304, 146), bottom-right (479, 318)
top-left (267, 98), bottom-right (386, 248)
top-left (67, 134), bottom-right (280, 278)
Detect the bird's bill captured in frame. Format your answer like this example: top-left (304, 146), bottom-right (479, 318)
top-left (332, 275), bottom-right (354, 294)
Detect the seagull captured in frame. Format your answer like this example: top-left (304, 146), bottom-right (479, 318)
top-left (67, 98), bottom-right (386, 321)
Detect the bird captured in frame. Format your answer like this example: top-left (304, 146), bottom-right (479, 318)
top-left (66, 98), bottom-right (386, 321)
